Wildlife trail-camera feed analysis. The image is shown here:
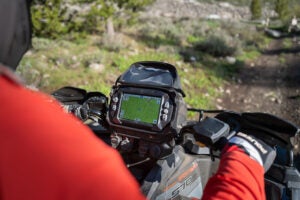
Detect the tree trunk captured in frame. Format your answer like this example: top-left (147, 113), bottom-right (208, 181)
top-left (106, 17), bottom-right (115, 40)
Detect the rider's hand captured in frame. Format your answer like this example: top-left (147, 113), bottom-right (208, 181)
top-left (223, 132), bottom-right (276, 172)
top-left (74, 105), bottom-right (89, 121)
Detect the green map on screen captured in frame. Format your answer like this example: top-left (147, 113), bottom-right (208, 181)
top-left (119, 94), bottom-right (161, 124)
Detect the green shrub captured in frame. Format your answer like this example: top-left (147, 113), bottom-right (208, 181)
top-left (250, 0), bottom-right (262, 20)
top-left (194, 36), bottom-right (236, 57)
top-left (82, 1), bottom-right (114, 34)
top-left (31, 0), bottom-right (69, 39)
top-left (187, 35), bottom-right (205, 44)
top-left (291, 4), bottom-right (300, 16)
top-left (275, 0), bottom-right (290, 21)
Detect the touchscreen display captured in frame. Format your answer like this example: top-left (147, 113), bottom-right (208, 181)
top-left (119, 93), bottom-right (161, 125)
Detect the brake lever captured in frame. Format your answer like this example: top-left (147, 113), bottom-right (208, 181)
top-left (88, 110), bottom-right (103, 119)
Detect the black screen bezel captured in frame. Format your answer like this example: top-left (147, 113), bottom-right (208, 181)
top-left (109, 87), bottom-right (173, 134)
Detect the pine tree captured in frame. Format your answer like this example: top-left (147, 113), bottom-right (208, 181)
top-left (31, 0), bottom-right (155, 38)
top-left (275, 0), bottom-right (290, 20)
top-left (84, 0), bottom-right (155, 35)
top-left (31, 0), bottom-right (68, 39)
top-left (250, 0), bottom-right (262, 20)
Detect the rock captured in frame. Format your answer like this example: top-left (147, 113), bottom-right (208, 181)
top-left (24, 50), bottom-right (33, 56)
top-left (206, 14), bottom-right (221, 20)
top-left (219, 87), bottom-right (224, 93)
top-left (183, 79), bottom-right (190, 85)
top-left (270, 97), bottom-right (276, 102)
top-left (216, 98), bottom-right (223, 103)
top-left (190, 56), bottom-right (197, 62)
top-left (225, 89), bottom-right (231, 94)
top-left (162, 12), bottom-right (173, 17)
top-left (183, 68), bottom-right (189, 72)
top-left (219, 2), bottom-right (232, 8)
top-left (216, 105), bottom-right (223, 110)
top-left (72, 56), bottom-right (77, 61)
top-left (72, 62), bottom-right (81, 69)
top-left (254, 103), bottom-right (260, 108)
top-left (264, 29), bottom-right (282, 38)
top-left (226, 56), bottom-right (236, 64)
top-left (176, 61), bottom-right (183, 67)
top-left (141, 0), bottom-right (252, 21)
top-left (89, 63), bottom-right (105, 73)
top-left (243, 98), bottom-right (250, 103)
top-left (275, 98), bottom-right (282, 104)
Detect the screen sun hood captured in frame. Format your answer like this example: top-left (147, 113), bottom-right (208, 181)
top-left (115, 61), bottom-right (185, 97)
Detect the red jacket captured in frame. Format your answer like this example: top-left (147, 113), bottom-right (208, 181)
top-left (202, 145), bottom-right (265, 200)
top-left (0, 70), bottom-right (265, 200)
top-left (0, 71), bottom-right (145, 200)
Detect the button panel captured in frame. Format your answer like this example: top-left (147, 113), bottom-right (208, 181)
top-left (164, 101), bottom-right (170, 109)
top-left (162, 114), bottom-right (168, 121)
top-left (113, 97), bottom-right (119, 103)
top-left (109, 94), bottom-right (120, 124)
top-left (160, 100), bottom-right (172, 122)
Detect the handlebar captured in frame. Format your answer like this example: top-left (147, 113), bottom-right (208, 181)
top-left (187, 108), bottom-right (225, 121)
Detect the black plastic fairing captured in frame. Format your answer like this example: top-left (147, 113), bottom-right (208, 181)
top-left (215, 111), bottom-right (299, 150)
top-left (52, 86), bottom-right (87, 103)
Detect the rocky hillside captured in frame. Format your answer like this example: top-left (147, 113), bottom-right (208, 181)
top-left (141, 0), bottom-right (274, 21)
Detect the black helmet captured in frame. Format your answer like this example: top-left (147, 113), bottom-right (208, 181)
top-left (0, 0), bottom-right (32, 70)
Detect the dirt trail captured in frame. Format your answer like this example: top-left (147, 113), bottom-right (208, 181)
top-left (219, 38), bottom-right (300, 126)
top-left (218, 37), bottom-right (300, 158)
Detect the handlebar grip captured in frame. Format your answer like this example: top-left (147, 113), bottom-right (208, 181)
top-left (74, 106), bottom-right (89, 121)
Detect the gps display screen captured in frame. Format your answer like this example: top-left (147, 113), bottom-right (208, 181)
top-left (119, 93), bottom-right (162, 125)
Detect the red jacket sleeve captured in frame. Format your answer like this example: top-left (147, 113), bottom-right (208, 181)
top-left (0, 76), bottom-right (146, 200)
top-left (201, 147), bottom-right (265, 200)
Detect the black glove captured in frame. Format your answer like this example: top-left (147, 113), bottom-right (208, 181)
top-left (226, 132), bottom-right (276, 172)
top-left (74, 105), bottom-right (89, 121)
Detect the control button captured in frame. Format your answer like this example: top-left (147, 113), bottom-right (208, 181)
top-left (112, 105), bottom-right (117, 111)
top-left (164, 101), bottom-right (170, 108)
top-left (113, 97), bottom-right (119, 103)
top-left (162, 114), bottom-right (168, 121)
top-left (163, 109), bottom-right (168, 114)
